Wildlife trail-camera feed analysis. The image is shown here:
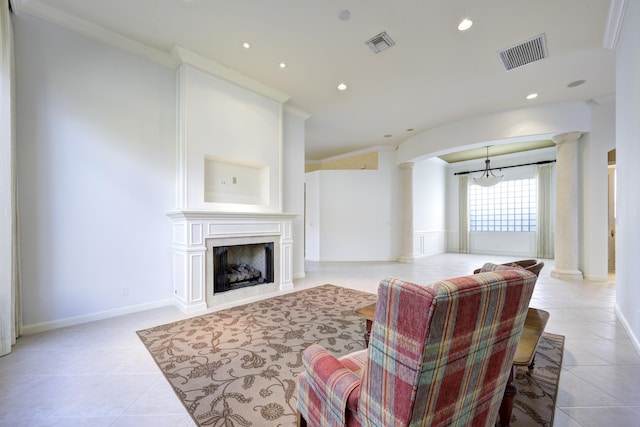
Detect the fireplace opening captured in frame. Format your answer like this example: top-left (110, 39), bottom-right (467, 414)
top-left (213, 242), bottom-right (274, 293)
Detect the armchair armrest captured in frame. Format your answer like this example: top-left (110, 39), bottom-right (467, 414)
top-left (301, 344), bottom-right (362, 424)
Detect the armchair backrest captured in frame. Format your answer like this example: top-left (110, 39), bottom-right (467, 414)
top-left (473, 259), bottom-right (544, 277)
top-left (359, 267), bottom-right (536, 426)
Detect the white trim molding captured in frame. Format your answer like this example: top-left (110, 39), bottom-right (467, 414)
top-left (172, 46), bottom-right (290, 103)
top-left (603, 0), bottom-right (629, 49)
top-left (413, 230), bottom-right (447, 258)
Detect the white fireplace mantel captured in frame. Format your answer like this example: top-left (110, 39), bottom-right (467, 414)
top-left (168, 210), bottom-right (297, 313)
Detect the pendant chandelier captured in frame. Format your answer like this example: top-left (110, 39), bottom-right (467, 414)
top-left (473, 146), bottom-right (503, 187)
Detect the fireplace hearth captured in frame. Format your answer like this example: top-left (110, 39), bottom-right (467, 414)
top-left (213, 242), bottom-right (274, 293)
top-left (168, 211), bottom-right (295, 312)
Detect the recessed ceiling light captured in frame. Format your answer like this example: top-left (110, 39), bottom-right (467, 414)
top-left (337, 83), bottom-right (347, 91)
top-left (339, 10), bottom-right (351, 21)
top-left (567, 79), bottom-right (586, 88)
top-left (279, 62), bottom-right (287, 69)
top-left (458, 18), bottom-right (473, 31)
top-left (526, 93), bottom-right (538, 100)
top-left (242, 42), bottom-right (251, 49)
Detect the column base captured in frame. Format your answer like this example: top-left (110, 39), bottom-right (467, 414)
top-left (551, 268), bottom-right (583, 280)
top-left (398, 256), bottom-right (414, 264)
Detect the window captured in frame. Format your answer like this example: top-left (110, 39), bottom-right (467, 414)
top-left (469, 178), bottom-right (537, 232)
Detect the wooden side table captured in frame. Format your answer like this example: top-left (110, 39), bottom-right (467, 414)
top-left (354, 303), bottom-right (549, 427)
top-left (500, 307), bottom-right (550, 427)
top-left (354, 302), bottom-right (376, 347)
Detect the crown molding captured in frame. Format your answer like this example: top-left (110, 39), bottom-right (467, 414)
top-left (603, 0), bottom-right (628, 49)
top-left (283, 104), bottom-right (311, 120)
top-left (13, 0), bottom-right (177, 67)
top-left (591, 94), bottom-right (616, 105)
top-left (172, 46), bottom-right (290, 104)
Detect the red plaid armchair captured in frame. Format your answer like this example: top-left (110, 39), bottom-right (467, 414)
top-left (297, 265), bottom-right (537, 427)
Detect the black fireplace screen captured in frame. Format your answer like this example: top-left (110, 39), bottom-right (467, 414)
top-left (213, 242), bottom-right (274, 293)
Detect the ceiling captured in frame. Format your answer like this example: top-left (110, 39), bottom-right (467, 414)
top-left (13, 0), bottom-right (619, 161)
top-left (438, 140), bottom-right (556, 164)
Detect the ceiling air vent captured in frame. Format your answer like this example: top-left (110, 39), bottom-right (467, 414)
top-left (498, 34), bottom-right (548, 71)
top-left (365, 31), bottom-right (395, 53)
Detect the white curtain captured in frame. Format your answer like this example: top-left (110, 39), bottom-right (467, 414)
top-left (1, 0), bottom-right (21, 356)
top-left (458, 175), bottom-right (469, 253)
top-left (536, 164), bottom-right (554, 259)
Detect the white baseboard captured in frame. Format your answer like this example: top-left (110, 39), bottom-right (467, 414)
top-left (614, 304), bottom-right (640, 356)
top-left (310, 257), bottom-right (398, 262)
top-left (583, 274), bottom-right (610, 282)
top-left (22, 298), bottom-right (174, 335)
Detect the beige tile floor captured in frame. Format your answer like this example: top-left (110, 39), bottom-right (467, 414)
top-left (1, 253), bottom-right (639, 426)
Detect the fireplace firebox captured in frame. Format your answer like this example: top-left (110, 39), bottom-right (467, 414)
top-left (213, 243), bottom-right (274, 293)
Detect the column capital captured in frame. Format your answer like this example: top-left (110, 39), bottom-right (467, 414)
top-left (399, 162), bottom-right (415, 169)
top-left (552, 131), bottom-right (582, 144)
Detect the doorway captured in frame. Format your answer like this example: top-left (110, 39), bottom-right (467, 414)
top-left (608, 149), bottom-right (616, 278)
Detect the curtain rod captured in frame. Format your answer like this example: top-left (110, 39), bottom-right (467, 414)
top-left (453, 159), bottom-right (556, 176)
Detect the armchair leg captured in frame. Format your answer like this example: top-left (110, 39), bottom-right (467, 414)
top-left (527, 355), bottom-right (536, 374)
top-left (498, 366), bottom-right (517, 427)
top-left (297, 410), bottom-right (308, 427)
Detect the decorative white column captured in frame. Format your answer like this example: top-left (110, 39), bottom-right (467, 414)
top-left (399, 162), bottom-right (415, 263)
top-left (551, 132), bottom-right (583, 279)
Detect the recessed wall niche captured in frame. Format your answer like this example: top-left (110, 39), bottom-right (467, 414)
top-left (173, 48), bottom-right (289, 212)
top-left (204, 157), bottom-right (269, 205)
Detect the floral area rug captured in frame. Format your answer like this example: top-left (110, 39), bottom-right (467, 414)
top-left (137, 285), bottom-right (376, 426)
top-left (509, 332), bottom-right (564, 427)
top-left (137, 284), bottom-right (563, 426)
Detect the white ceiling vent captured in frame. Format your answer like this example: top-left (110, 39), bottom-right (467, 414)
top-left (498, 34), bottom-right (548, 71)
top-left (365, 31), bottom-right (395, 53)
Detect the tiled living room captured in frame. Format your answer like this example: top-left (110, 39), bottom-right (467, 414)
top-left (3, 1), bottom-right (640, 426)
top-left (1, 253), bottom-right (639, 426)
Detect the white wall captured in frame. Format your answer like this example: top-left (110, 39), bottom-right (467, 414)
top-left (581, 101), bottom-right (616, 281)
top-left (178, 64), bottom-right (282, 212)
top-left (413, 158), bottom-right (447, 257)
top-left (15, 14), bottom-right (176, 329)
top-left (305, 149), bottom-right (402, 261)
top-left (615, 0), bottom-right (640, 350)
top-left (304, 171), bottom-right (320, 261)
